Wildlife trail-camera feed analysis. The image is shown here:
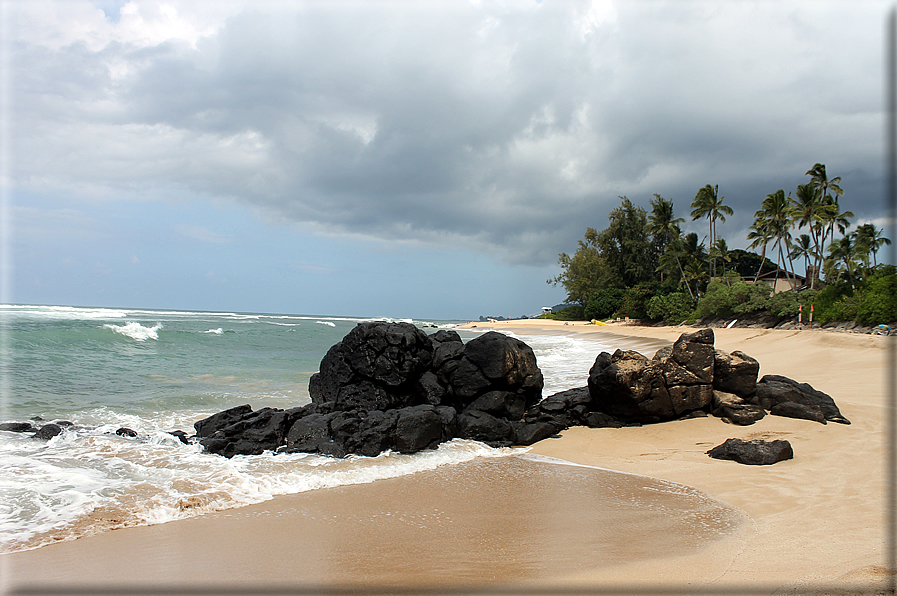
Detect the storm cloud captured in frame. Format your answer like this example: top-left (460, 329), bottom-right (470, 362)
top-left (8, 0), bottom-right (889, 269)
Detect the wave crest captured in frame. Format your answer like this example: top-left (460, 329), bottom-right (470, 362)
top-left (103, 322), bottom-right (162, 341)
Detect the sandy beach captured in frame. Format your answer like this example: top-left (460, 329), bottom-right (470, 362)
top-left (1, 321), bottom-right (892, 594)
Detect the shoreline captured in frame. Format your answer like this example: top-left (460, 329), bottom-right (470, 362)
top-left (2, 322), bottom-right (891, 593)
top-left (475, 319), bottom-right (893, 591)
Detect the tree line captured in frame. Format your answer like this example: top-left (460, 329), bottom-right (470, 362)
top-left (548, 164), bottom-right (895, 326)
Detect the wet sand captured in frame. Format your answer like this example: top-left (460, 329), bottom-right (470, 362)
top-left (1, 455), bottom-right (746, 593)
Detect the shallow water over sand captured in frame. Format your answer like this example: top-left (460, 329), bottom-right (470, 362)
top-left (3, 454), bottom-right (746, 590)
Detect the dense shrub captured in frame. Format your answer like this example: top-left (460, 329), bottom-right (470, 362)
top-left (856, 266), bottom-right (897, 325)
top-left (694, 281), bottom-right (736, 319)
top-left (616, 284), bottom-right (656, 319)
top-left (812, 281), bottom-right (853, 324)
top-left (767, 289), bottom-right (817, 318)
top-left (825, 296), bottom-right (860, 323)
top-left (539, 305), bottom-right (585, 321)
top-left (584, 288), bottom-right (626, 320)
top-left (695, 279), bottom-right (776, 319)
top-left (729, 281), bottom-right (774, 314)
top-left (646, 295), bottom-right (664, 320)
top-left (646, 292), bottom-right (693, 324)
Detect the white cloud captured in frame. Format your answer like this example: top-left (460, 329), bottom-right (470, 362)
top-left (8, 0), bottom-right (891, 266)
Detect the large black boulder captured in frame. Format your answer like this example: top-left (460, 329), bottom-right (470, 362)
top-left (194, 404), bottom-right (254, 438)
top-left (707, 438), bottom-right (794, 465)
top-left (457, 409), bottom-right (514, 446)
top-left (447, 331), bottom-right (544, 416)
top-left (714, 349), bottom-right (760, 398)
top-left (198, 407), bottom-right (295, 457)
top-left (395, 405), bottom-right (447, 453)
top-left (667, 328), bottom-right (715, 384)
top-left (587, 349), bottom-right (675, 421)
top-left (33, 424), bottom-right (62, 440)
top-left (754, 375), bottom-right (850, 425)
top-left (711, 390), bottom-right (767, 425)
top-left (309, 322), bottom-right (434, 410)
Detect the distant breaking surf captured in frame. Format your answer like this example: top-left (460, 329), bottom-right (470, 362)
top-left (103, 322), bottom-right (162, 341)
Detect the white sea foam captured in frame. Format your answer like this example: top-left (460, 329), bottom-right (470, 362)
top-left (103, 322), bottom-right (162, 341)
top-left (316, 321), bottom-right (336, 327)
top-left (0, 415), bottom-right (520, 553)
top-left (204, 328), bottom-right (223, 334)
top-left (0, 305), bottom-right (131, 320)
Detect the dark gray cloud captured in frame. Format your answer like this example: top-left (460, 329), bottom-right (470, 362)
top-left (10, 0), bottom-right (889, 266)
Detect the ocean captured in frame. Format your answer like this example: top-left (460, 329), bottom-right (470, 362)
top-left (0, 304), bottom-right (658, 554)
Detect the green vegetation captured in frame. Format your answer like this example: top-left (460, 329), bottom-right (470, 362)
top-left (548, 164), bottom-right (895, 327)
top-left (537, 305), bottom-right (585, 321)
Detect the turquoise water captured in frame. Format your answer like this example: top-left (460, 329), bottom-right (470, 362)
top-left (3, 306), bottom-right (388, 421)
top-left (0, 304), bottom-right (645, 554)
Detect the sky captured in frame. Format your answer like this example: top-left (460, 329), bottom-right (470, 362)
top-left (1, 0), bottom-right (891, 320)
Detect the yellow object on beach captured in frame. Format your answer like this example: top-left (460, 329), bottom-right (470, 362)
top-left (590, 319), bottom-right (609, 326)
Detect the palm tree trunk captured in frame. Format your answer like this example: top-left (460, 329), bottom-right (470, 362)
top-left (777, 239), bottom-right (795, 291)
top-left (754, 244), bottom-right (767, 283)
top-left (809, 228), bottom-right (820, 289)
top-left (675, 254), bottom-right (696, 302)
top-left (786, 251), bottom-right (798, 291)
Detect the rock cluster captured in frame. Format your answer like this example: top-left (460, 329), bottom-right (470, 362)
top-left (582, 328), bottom-right (849, 428)
top-left (195, 323), bottom-right (555, 458)
top-left (0, 418), bottom-right (72, 440)
top-left (586, 328), bottom-right (759, 423)
top-left (185, 324), bottom-right (850, 461)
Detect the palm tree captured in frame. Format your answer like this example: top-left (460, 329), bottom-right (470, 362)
top-left (825, 233), bottom-right (868, 290)
top-left (657, 237), bottom-right (696, 302)
top-left (709, 238), bottom-right (732, 286)
top-left (806, 164), bottom-right (853, 275)
top-left (647, 194), bottom-right (685, 283)
top-left (791, 182), bottom-right (825, 287)
top-left (821, 198), bottom-right (855, 248)
top-left (789, 234), bottom-right (817, 281)
top-left (854, 223), bottom-right (892, 266)
top-left (683, 259), bottom-right (708, 299)
top-left (806, 163), bottom-right (844, 206)
top-left (755, 189), bottom-right (797, 290)
top-left (690, 184), bottom-right (733, 278)
top-left (746, 218), bottom-right (774, 282)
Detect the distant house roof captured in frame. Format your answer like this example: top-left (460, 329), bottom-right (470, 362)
top-left (755, 269), bottom-right (806, 282)
top-left (750, 269), bottom-right (812, 293)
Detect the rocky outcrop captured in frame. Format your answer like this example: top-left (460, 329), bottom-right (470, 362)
top-left (755, 375), bottom-right (851, 425)
top-left (587, 328), bottom-right (847, 429)
top-left (191, 324), bottom-right (850, 459)
top-left (32, 423), bottom-right (62, 440)
top-left (711, 390), bottom-right (766, 425)
top-left (713, 350), bottom-right (760, 398)
top-left (0, 422), bottom-right (37, 432)
top-left (196, 322), bottom-right (551, 458)
top-left (590, 329), bottom-right (717, 422)
top-left (707, 438), bottom-right (794, 465)
top-left (309, 322), bottom-right (434, 410)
